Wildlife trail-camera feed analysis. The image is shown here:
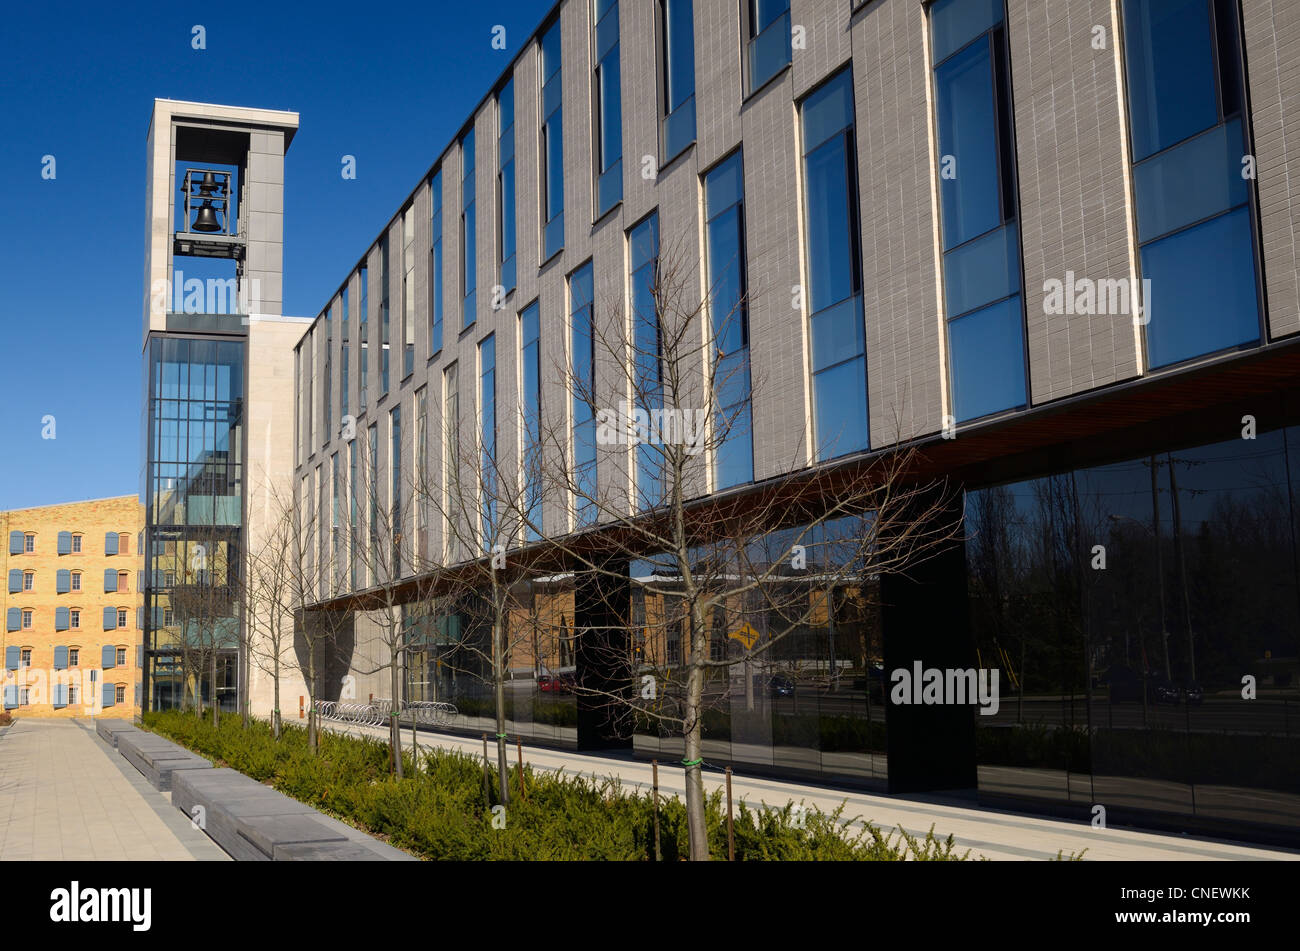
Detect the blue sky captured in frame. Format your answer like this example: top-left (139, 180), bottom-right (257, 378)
top-left (0, 0), bottom-right (550, 510)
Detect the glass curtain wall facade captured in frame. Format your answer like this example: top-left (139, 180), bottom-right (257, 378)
top-left (966, 422), bottom-right (1300, 839)
top-left (142, 336), bottom-right (243, 712)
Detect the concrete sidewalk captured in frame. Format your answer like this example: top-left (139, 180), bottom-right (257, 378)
top-left (0, 718), bottom-right (228, 861)
top-left (323, 719), bottom-right (1299, 861)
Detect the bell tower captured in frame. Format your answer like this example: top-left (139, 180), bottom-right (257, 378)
top-left (140, 100), bottom-right (309, 714)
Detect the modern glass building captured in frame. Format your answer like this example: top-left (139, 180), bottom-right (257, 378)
top-left (265, 0), bottom-right (1300, 845)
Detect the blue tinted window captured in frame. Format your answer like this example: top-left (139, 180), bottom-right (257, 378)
top-left (932, 0), bottom-right (1026, 423)
top-left (380, 234), bottom-right (390, 394)
top-left (714, 401), bottom-right (754, 489)
top-left (935, 37), bottom-right (1001, 250)
top-left (1123, 0), bottom-right (1218, 160)
top-left (630, 214), bottom-right (662, 508)
top-left (662, 0), bottom-right (696, 159)
top-left (570, 263), bottom-right (597, 520)
top-left (1133, 119), bottom-right (1246, 243)
top-left (943, 221), bottom-right (1020, 317)
top-left (948, 295), bottom-right (1026, 422)
top-left (748, 0), bottom-right (791, 92)
top-left (1141, 208), bottom-right (1259, 368)
top-left (1123, 0), bottom-right (1260, 367)
top-left (430, 171), bottom-right (443, 354)
top-left (499, 82), bottom-right (516, 294)
top-left (664, 0), bottom-right (695, 111)
top-left (461, 130), bottom-right (476, 330)
top-left (930, 0), bottom-right (1003, 63)
top-left (596, 5), bottom-right (623, 217)
top-left (479, 334), bottom-right (497, 544)
top-left (801, 69), bottom-right (867, 459)
top-left (520, 302), bottom-right (542, 536)
top-left (753, 0), bottom-right (788, 32)
top-left (540, 21), bottom-right (562, 84)
top-left (541, 22), bottom-right (565, 259)
top-left (704, 152), bottom-right (754, 488)
top-left (359, 265), bottom-right (368, 405)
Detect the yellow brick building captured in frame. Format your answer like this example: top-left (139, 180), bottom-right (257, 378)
top-left (1, 495), bottom-right (143, 718)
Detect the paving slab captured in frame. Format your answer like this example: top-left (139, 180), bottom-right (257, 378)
top-left (0, 719), bottom-right (227, 861)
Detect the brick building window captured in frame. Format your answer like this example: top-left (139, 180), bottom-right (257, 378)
top-left (69, 647), bottom-right (79, 666)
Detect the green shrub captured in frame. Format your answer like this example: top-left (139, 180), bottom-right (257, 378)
top-left (143, 710), bottom-right (968, 861)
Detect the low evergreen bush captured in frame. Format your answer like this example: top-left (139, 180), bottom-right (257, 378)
top-left (143, 710), bottom-right (968, 861)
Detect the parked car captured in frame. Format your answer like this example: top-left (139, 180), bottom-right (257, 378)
top-left (538, 673), bottom-right (575, 694)
top-left (1150, 674), bottom-right (1182, 704)
top-left (768, 674), bottom-right (796, 698)
top-left (1182, 680), bottom-right (1204, 705)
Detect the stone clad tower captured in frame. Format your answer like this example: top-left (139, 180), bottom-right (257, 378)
top-left (140, 100), bottom-right (309, 715)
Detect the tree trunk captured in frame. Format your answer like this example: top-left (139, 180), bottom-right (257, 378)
top-left (211, 648), bottom-right (219, 728)
top-left (307, 649), bottom-right (318, 753)
top-left (390, 642), bottom-right (404, 778)
top-left (272, 647), bottom-right (281, 739)
top-left (684, 609), bottom-right (708, 860)
top-left (683, 660), bottom-right (708, 860)
top-left (493, 610), bottom-right (510, 805)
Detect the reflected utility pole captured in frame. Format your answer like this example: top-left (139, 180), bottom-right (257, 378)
top-left (1165, 452), bottom-right (1197, 683)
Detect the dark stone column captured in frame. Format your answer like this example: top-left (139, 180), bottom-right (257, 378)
top-left (880, 488), bottom-right (978, 793)
top-left (574, 560), bottom-right (633, 751)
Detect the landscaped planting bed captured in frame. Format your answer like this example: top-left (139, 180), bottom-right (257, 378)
top-left (143, 710), bottom-right (969, 861)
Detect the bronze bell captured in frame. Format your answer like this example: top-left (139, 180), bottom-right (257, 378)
top-left (197, 171), bottom-right (221, 196)
top-left (192, 200), bottom-right (222, 233)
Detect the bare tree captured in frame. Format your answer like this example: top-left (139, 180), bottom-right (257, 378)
top-left (339, 417), bottom-right (444, 778)
top-left (245, 477), bottom-right (347, 744)
top-left (499, 230), bottom-right (960, 859)
top-left (412, 389), bottom-right (565, 804)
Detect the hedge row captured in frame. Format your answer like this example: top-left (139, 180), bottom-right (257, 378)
top-left (143, 710), bottom-right (967, 861)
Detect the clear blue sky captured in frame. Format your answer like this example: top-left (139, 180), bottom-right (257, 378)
top-left (0, 0), bottom-right (550, 511)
